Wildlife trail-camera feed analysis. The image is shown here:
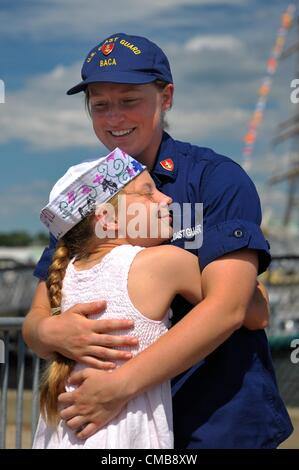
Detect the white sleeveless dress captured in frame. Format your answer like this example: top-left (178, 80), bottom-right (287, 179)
top-left (33, 244), bottom-right (173, 449)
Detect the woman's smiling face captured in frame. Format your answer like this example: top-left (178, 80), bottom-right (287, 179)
top-left (88, 82), bottom-right (173, 168)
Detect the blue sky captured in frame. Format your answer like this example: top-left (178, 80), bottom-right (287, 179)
top-left (0, 0), bottom-right (297, 234)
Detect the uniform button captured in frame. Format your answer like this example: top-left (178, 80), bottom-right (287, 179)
top-left (234, 229), bottom-right (243, 238)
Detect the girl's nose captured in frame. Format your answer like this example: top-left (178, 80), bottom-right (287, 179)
top-left (154, 188), bottom-right (172, 206)
top-left (162, 193), bottom-right (173, 206)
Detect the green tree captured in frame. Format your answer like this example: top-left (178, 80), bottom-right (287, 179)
top-left (0, 231), bottom-right (32, 246)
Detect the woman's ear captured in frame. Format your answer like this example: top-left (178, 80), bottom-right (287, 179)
top-left (95, 203), bottom-right (119, 238)
top-left (162, 83), bottom-right (174, 111)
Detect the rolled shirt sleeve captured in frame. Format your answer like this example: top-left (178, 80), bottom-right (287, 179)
top-left (198, 160), bottom-right (271, 274)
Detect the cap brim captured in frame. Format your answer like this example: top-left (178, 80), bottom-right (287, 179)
top-left (66, 71), bottom-right (165, 95)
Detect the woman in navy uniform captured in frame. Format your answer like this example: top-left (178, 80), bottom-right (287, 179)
top-left (23, 33), bottom-right (293, 448)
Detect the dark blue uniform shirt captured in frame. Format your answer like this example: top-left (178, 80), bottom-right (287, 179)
top-left (34, 132), bottom-right (293, 448)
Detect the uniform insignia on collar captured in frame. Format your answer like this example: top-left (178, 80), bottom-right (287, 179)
top-left (160, 158), bottom-right (174, 171)
top-left (101, 43), bottom-right (115, 56)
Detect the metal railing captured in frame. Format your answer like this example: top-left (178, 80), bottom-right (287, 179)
top-left (0, 317), bottom-right (40, 449)
top-left (262, 255), bottom-right (299, 340)
top-left (0, 262), bottom-right (37, 316)
top-left (261, 255), bottom-right (299, 409)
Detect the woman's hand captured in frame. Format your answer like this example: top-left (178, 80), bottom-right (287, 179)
top-left (58, 367), bottom-right (129, 439)
top-left (243, 280), bottom-right (270, 330)
top-left (38, 301), bottom-right (138, 369)
top-left (23, 282), bottom-right (138, 368)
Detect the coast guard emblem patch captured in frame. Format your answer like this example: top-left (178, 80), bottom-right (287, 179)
top-left (160, 158), bottom-right (174, 171)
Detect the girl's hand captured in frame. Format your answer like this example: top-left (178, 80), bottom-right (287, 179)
top-left (38, 301), bottom-right (138, 369)
top-left (58, 368), bottom-right (129, 439)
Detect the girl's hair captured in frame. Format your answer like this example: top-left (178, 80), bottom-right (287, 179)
top-left (84, 80), bottom-right (171, 130)
top-left (40, 192), bottom-right (121, 426)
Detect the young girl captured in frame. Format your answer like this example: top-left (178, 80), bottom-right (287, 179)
top-left (32, 147), bottom-right (269, 449)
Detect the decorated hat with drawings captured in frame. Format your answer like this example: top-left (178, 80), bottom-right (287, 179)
top-left (40, 148), bottom-right (146, 239)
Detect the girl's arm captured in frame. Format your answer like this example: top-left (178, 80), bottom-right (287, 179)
top-left (156, 246), bottom-right (269, 331)
top-left (166, 247), bottom-right (269, 330)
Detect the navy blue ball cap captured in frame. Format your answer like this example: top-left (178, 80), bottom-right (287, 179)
top-left (67, 33), bottom-right (173, 95)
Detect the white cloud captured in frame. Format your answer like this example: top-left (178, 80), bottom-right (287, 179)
top-left (0, 1), bottom-right (286, 154)
top-left (0, 26), bottom-right (269, 152)
top-left (0, 63), bottom-right (99, 150)
top-left (0, 1), bottom-right (248, 39)
top-left (0, 55), bottom-right (249, 151)
top-left (168, 107), bottom-right (247, 142)
top-left (1, 0), bottom-right (295, 236)
top-left (185, 35), bottom-right (243, 54)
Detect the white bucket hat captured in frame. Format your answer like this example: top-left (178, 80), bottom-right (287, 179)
top-left (40, 147), bottom-right (146, 239)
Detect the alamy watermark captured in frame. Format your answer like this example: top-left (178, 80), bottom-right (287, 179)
top-left (94, 198), bottom-right (203, 249)
top-left (290, 78), bottom-right (299, 104)
top-left (0, 339), bottom-right (4, 363)
top-left (290, 338), bottom-right (299, 364)
top-left (0, 79), bottom-right (5, 103)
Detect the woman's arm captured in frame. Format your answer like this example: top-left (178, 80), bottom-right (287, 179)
top-left (22, 281), bottom-right (138, 367)
top-left (22, 281), bottom-right (70, 359)
top-left (243, 280), bottom-right (270, 330)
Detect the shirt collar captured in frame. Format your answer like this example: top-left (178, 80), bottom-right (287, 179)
top-left (151, 132), bottom-right (179, 182)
